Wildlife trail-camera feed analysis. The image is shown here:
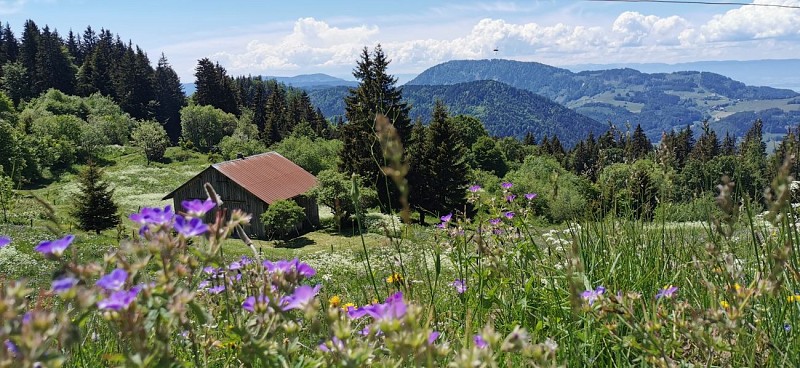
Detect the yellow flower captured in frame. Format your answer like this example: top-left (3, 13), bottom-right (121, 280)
top-left (720, 300), bottom-right (730, 309)
top-left (329, 295), bottom-right (341, 308)
top-left (787, 295), bottom-right (800, 302)
top-left (386, 272), bottom-right (404, 284)
top-left (372, 298), bottom-right (379, 304)
top-left (341, 302), bottom-right (356, 311)
top-left (734, 283), bottom-right (742, 292)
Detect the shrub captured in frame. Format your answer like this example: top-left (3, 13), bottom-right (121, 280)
top-left (260, 199), bottom-right (306, 239)
top-left (130, 121), bottom-right (170, 164)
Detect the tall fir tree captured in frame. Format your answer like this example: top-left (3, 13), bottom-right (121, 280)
top-left (19, 20), bottom-right (39, 98)
top-left (0, 23), bottom-right (19, 63)
top-left (339, 45), bottom-right (412, 210)
top-left (690, 120), bottom-right (720, 163)
top-left (72, 161), bottom-right (120, 234)
top-left (193, 58), bottom-right (240, 115)
top-left (153, 54), bottom-right (186, 143)
top-left (35, 26), bottom-right (76, 95)
top-left (721, 132), bottom-right (737, 156)
top-left (625, 124), bottom-right (652, 162)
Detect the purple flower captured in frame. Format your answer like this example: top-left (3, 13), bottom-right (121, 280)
top-left (656, 285), bottom-right (679, 299)
top-left (428, 331), bottom-right (440, 344)
top-left (197, 280), bottom-right (209, 290)
top-left (96, 269), bottom-right (128, 291)
top-left (181, 198), bottom-right (216, 217)
top-left (581, 286), bottom-right (606, 305)
top-left (52, 276), bottom-right (79, 293)
top-left (239, 256), bottom-right (253, 265)
top-left (489, 218), bottom-right (501, 226)
top-left (97, 286), bottom-right (141, 310)
top-left (319, 336), bottom-right (345, 352)
top-left (242, 295), bottom-right (268, 312)
top-left (347, 292), bottom-right (407, 321)
top-left (203, 266), bottom-right (217, 275)
top-left (440, 213), bottom-right (452, 223)
top-left (501, 182), bottom-right (513, 190)
top-left (452, 279), bottom-right (466, 294)
top-left (0, 236), bottom-right (10, 249)
top-left (4, 339), bottom-right (18, 356)
top-left (506, 194), bottom-right (516, 202)
top-left (228, 261), bottom-right (242, 270)
top-left (129, 205), bottom-right (174, 232)
top-left (436, 222), bottom-right (446, 229)
top-left (263, 258), bottom-right (316, 278)
top-left (785, 323), bottom-right (792, 332)
top-left (474, 334), bottom-right (488, 348)
top-left (174, 215), bottom-right (207, 237)
top-left (504, 211), bottom-right (515, 220)
top-left (525, 193), bottom-right (538, 201)
top-left (281, 284), bottom-right (321, 311)
top-left (469, 185), bottom-right (481, 193)
top-left (208, 285), bottom-right (225, 294)
top-left (34, 234), bottom-right (75, 257)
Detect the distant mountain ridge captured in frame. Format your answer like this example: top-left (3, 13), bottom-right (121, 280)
top-left (308, 80), bottom-right (606, 147)
top-left (407, 59), bottom-right (800, 140)
top-left (182, 73), bottom-right (357, 96)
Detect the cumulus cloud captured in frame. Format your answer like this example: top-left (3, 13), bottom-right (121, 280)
top-left (186, 2), bottom-right (800, 78)
top-left (698, 0), bottom-right (800, 42)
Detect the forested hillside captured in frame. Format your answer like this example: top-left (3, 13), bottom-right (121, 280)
top-left (407, 59), bottom-right (800, 140)
top-left (308, 80), bottom-right (606, 147)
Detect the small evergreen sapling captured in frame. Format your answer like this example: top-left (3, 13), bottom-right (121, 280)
top-left (72, 161), bottom-right (120, 234)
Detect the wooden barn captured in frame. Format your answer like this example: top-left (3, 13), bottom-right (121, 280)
top-left (162, 152), bottom-right (319, 239)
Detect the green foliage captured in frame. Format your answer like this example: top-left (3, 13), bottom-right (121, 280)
top-left (505, 155), bottom-right (594, 222)
top-left (269, 135), bottom-right (341, 175)
top-left (449, 114), bottom-right (488, 147)
top-left (598, 159), bottom-right (671, 220)
top-left (130, 120), bottom-right (170, 163)
top-left (193, 58), bottom-right (240, 115)
top-left (470, 136), bottom-right (508, 176)
top-left (311, 169), bottom-right (377, 229)
top-left (260, 199), bottom-right (306, 239)
top-left (0, 170), bottom-right (14, 222)
top-left (72, 161), bottom-right (120, 234)
top-left (179, 104), bottom-right (237, 153)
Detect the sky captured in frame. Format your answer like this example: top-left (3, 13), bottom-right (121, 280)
top-left (2, 0), bottom-right (799, 82)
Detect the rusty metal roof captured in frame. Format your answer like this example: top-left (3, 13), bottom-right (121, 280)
top-left (163, 152), bottom-right (318, 204)
top-left (211, 152), bottom-right (318, 204)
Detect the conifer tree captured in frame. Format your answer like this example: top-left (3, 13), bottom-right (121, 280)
top-left (153, 54), bottom-right (186, 143)
top-left (72, 161), bottom-right (120, 234)
top-left (339, 45), bottom-right (411, 210)
top-left (0, 23), bottom-right (19, 63)
top-left (625, 124), bottom-right (651, 162)
top-left (19, 20), bottom-right (39, 98)
top-left (406, 119), bottom-right (432, 223)
top-left (690, 120), bottom-right (720, 163)
top-left (35, 26), bottom-right (76, 95)
top-left (721, 132), bottom-right (736, 156)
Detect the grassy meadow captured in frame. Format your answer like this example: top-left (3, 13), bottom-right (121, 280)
top-left (2, 145), bottom-right (800, 367)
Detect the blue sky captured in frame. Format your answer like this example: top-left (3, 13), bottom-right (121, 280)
top-left (2, 0), bottom-right (799, 82)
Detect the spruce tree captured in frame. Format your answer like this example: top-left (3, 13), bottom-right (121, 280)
top-left (425, 101), bottom-right (468, 215)
top-left (625, 124), bottom-right (651, 161)
top-left (72, 161), bottom-right (120, 234)
top-left (339, 45), bottom-right (411, 211)
top-left (1, 23), bottom-right (19, 63)
top-left (19, 20), bottom-right (39, 98)
top-left (154, 54), bottom-right (186, 143)
top-left (721, 132), bottom-right (736, 156)
top-left (690, 120), bottom-right (720, 163)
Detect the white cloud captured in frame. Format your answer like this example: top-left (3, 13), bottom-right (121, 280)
top-left (698, 0), bottom-right (800, 42)
top-left (165, 2), bottom-right (800, 80)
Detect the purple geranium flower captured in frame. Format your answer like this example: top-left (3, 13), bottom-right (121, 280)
top-left (440, 213), bottom-right (452, 223)
top-left (52, 276), bottom-right (79, 293)
top-left (474, 334), bottom-right (488, 348)
top-left (428, 331), bottom-right (440, 344)
top-left (197, 280), bottom-right (210, 290)
top-left (174, 215), bottom-right (207, 237)
top-left (34, 234), bottom-right (75, 257)
top-left (436, 222), bottom-right (446, 229)
top-left (96, 269), bottom-right (128, 291)
top-left (242, 295), bottom-right (268, 312)
top-left (347, 292), bottom-right (407, 321)
top-left (501, 182), bottom-right (513, 190)
top-left (581, 285), bottom-right (606, 305)
top-left (785, 323), bottom-right (792, 332)
top-left (97, 286), bottom-right (141, 310)
top-left (203, 266), bottom-right (217, 274)
top-left (319, 336), bottom-right (345, 352)
top-left (282, 284), bottom-right (322, 311)
top-left (656, 285), bottom-right (679, 299)
top-left (4, 339), bottom-right (18, 356)
top-left (263, 258), bottom-right (316, 279)
top-left (525, 193), bottom-right (538, 201)
top-left (0, 236), bottom-right (10, 249)
top-left (181, 198), bottom-right (216, 217)
top-left (469, 185), bottom-right (481, 193)
top-left (452, 279), bottom-right (467, 294)
top-left (506, 194), bottom-right (516, 202)
top-left (129, 205), bottom-right (174, 232)
top-left (504, 211), bottom-right (515, 220)
top-left (489, 218), bottom-right (501, 226)
top-left (228, 261), bottom-right (242, 270)
top-left (208, 285), bottom-right (225, 294)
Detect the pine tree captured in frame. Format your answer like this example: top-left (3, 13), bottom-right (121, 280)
top-left (523, 131), bottom-right (536, 145)
top-left (153, 54), bottom-right (186, 143)
top-left (409, 101), bottom-right (468, 220)
top-left (721, 132), bottom-right (736, 156)
top-left (72, 161), bottom-right (120, 234)
top-left (19, 20), bottom-right (39, 98)
top-left (690, 120), bottom-right (720, 163)
top-left (406, 119), bottom-right (432, 223)
top-left (0, 23), bottom-right (19, 63)
top-left (339, 45), bottom-right (412, 209)
top-left (35, 26), bottom-right (76, 95)
top-left (193, 58), bottom-right (240, 115)
top-left (625, 124), bottom-right (652, 161)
